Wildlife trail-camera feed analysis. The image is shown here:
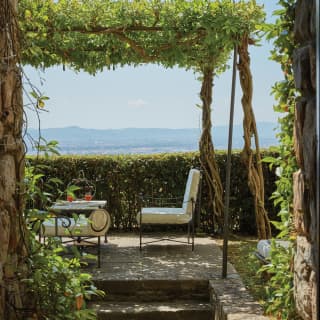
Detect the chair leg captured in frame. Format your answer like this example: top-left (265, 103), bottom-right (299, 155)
top-left (97, 236), bottom-right (101, 268)
top-left (139, 212), bottom-right (142, 251)
top-left (187, 222), bottom-right (190, 244)
top-left (192, 218), bottom-right (195, 251)
top-left (192, 199), bottom-right (195, 251)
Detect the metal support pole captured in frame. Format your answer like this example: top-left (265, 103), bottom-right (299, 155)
top-left (316, 0), bottom-right (319, 318)
top-left (222, 43), bottom-right (238, 278)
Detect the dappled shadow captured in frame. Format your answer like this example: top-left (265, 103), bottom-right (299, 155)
top-left (86, 233), bottom-right (237, 281)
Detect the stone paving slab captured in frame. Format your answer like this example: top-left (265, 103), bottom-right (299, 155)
top-left (84, 232), bottom-right (269, 319)
top-left (90, 233), bottom-right (237, 280)
top-left (92, 300), bottom-right (212, 320)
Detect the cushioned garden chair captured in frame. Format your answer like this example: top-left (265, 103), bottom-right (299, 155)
top-left (137, 168), bottom-right (201, 251)
top-left (41, 208), bottom-right (111, 267)
top-left (256, 239), bottom-right (290, 264)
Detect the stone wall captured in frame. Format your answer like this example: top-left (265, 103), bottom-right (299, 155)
top-left (209, 274), bottom-right (269, 320)
top-left (292, 0), bottom-right (317, 319)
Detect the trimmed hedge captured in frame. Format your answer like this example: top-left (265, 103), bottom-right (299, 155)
top-left (27, 151), bottom-right (278, 235)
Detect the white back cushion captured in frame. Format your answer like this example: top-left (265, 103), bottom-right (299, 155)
top-left (182, 169), bottom-right (200, 215)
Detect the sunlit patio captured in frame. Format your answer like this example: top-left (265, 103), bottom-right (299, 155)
top-left (84, 233), bottom-right (269, 319)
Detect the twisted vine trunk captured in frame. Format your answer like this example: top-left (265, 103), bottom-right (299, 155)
top-left (0, 0), bottom-right (28, 319)
top-left (199, 68), bottom-right (224, 231)
top-left (237, 35), bottom-right (271, 239)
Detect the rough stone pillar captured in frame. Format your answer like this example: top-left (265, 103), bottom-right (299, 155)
top-left (292, 0), bottom-right (317, 319)
top-left (0, 0), bottom-right (28, 319)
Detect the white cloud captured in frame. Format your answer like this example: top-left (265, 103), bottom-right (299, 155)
top-left (127, 99), bottom-right (148, 108)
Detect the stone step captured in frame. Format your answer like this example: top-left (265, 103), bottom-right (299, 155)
top-left (91, 300), bottom-right (213, 320)
top-left (93, 279), bottom-right (210, 302)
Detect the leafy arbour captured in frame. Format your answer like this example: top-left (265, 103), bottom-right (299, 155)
top-left (19, 0), bottom-right (270, 238)
top-left (19, 0), bottom-right (264, 72)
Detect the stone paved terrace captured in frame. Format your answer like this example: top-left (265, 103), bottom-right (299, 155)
top-left (85, 233), bottom-right (270, 319)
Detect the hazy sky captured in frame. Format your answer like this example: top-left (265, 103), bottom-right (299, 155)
top-left (23, 0), bottom-right (282, 130)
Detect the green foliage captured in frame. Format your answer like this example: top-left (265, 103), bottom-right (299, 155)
top-left (227, 239), bottom-right (267, 303)
top-left (30, 90), bottom-right (50, 109)
top-left (27, 150), bottom-right (279, 235)
top-left (24, 141), bottom-right (104, 320)
top-left (18, 0), bottom-right (265, 73)
top-left (261, 1), bottom-right (299, 318)
top-left (259, 241), bottom-right (298, 319)
top-left (24, 139), bottom-right (63, 212)
top-left (36, 138), bottom-right (60, 157)
top-left (25, 237), bottom-right (103, 320)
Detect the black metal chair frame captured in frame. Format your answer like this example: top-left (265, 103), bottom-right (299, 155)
top-left (139, 171), bottom-right (202, 251)
top-left (41, 212), bottom-right (108, 268)
top-left (139, 197), bottom-right (197, 251)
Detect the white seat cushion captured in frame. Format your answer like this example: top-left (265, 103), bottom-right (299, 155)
top-left (42, 209), bottom-right (110, 237)
top-left (137, 207), bottom-right (191, 224)
top-left (257, 239), bottom-right (290, 259)
top-left (257, 240), bottom-right (271, 259)
top-left (137, 168), bottom-right (200, 226)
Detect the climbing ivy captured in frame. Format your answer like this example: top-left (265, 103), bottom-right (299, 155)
top-left (19, 0), bottom-right (265, 73)
top-left (261, 1), bottom-right (299, 319)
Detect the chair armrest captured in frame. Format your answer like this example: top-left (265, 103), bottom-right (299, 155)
top-left (55, 213), bottom-right (73, 229)
top-left (27, 210), bottom-right (71, 230)
top-left (41, 213), bottom-right (74, 237)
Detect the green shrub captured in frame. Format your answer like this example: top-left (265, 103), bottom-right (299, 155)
top-left (25, 234), bottom-right (103, 320)
top-left (24, 140), bottom-right (104, 320)
top-left (28, 150), bottom-right (279, 235)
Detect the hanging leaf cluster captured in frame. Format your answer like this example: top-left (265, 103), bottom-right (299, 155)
top-left (19, 0), bottom-right (265, 73)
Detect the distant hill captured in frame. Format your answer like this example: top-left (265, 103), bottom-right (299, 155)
top-left (26, 122), bottom-right (279, 155)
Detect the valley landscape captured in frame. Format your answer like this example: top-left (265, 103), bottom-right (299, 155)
top-left (26, 122), bottom-right (279, 155)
